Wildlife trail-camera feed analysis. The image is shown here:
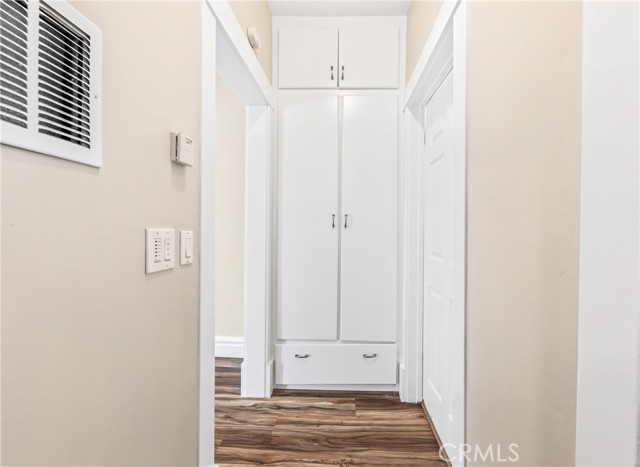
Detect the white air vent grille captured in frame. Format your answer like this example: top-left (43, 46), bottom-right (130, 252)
top-left (0, 0), bottom-right (101, 167)
top-left (38, 1), bottom-right (90, 148)
top-left (0, 0), bottom-right (29, 129)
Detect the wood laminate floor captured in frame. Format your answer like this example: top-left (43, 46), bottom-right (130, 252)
top-left (215, 357), bottom-right (448, 466)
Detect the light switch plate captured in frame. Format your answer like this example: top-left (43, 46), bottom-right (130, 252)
top-left (180, 230), bottom-right (193, 265)
top-left (146, 228), bottom-right (175, 273)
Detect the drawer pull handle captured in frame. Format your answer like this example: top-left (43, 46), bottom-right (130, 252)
top-left (362, 353), bottom-right (378, 359)
top-left (295, 353), bottom-right (310, 359)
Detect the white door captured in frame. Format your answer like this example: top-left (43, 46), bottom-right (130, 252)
top-left (278, 28), bottom-right (338, 89)
top-left (341, 95), bottom-right (398, 343)
top-left (423, 72), bottom-right (454, 443)
top-left (278, 94), bottom-right (339, 340)
top-left (338, 28), bottom-right (399, 89)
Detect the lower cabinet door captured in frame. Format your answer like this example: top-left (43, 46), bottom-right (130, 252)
top-left (275, 343), bottom-right (397, 385)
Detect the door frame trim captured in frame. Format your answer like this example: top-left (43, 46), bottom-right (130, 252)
top-left (200, 2), bottom-right (273, 465)
top-left (400, 1), bottom-right (466, 465)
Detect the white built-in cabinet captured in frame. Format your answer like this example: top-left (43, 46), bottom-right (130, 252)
top-left (278, 27), bottom-right (400, 89)
top-left (277, 94), bottom-right (398, 385)
top-left (275, 19), bottom-right (402, 387)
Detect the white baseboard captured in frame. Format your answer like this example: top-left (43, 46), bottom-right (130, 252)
top-left (266, 358), bottom-right (274, 396)
top-left (240, 359), bottom-right (247, 396)
top-left (215, 336), bottom-right (244, 358)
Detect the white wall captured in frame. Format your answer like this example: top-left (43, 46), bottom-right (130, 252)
top-left (228, 0), bottom-right (273, 82)
top-left (215, 74), bottom-right (246, 338)
top-left (405, 0), bottom-right (442, 81)
top-left (575, 2), bottom-right (640, 465)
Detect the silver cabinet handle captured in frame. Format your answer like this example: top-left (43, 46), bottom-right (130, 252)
top-left (341, 65), bottom-right (345, 81)
top-left (332, 214), bottom-right (336, 228)
top-left (295, 353), bottom-right (310, 359)
top-left (344, 214), bottom-right (349, 228)
top-left (363, 353), bottom-right (378, 359)
top-left (330, 66), bottom-right (334, 81)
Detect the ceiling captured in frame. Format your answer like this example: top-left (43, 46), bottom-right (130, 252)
top-left (267, 0), bottom-right (411, 17)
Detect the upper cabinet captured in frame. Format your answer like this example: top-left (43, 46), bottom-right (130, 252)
top-left (338, 28), bottom-right (399, 89)
top-left (279, 28), bottom-right (339, 89)
top-left (278, 27), bottom-right (400, 89)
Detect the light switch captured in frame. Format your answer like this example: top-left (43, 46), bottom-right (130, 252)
top-left (164, 237), bottom-right (173, 261)
top-left (146, 228), bottom-right (175, 273)
top-left (180, 230), bottom-right (193, 265)
top-left (153, 237), bottom-right (163, 263)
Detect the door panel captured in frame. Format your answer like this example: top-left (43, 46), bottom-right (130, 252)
top-left (338, 28), bottom-right (400, 89)
top-left (341, 95), bottom-right (398, 342)
top-left (278, 94), bottom-right (339, 340)
top-left (423, 71), bottom-right (454, 444)
top-left (279, 28), bottom-right (338, 89)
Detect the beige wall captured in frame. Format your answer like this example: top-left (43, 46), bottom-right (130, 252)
top-left (1, 2), bottom-right (201, 465)
top-left (466, 2), bottom-right (581, 465)
top-left (229, 0), bottom-right (273, 82)
top-left (215, 75), bottom-right (245, 338)
top-left (406, 0), bottom-right (443, 82)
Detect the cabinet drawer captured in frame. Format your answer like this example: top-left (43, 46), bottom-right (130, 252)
top-left (275, 343), bottom-right (397, 385)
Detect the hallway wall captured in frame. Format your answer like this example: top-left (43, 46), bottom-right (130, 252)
top-left (405, 0), bottom-right (443, 81)
top-left (1, 2), bottom-right (202, 465)
top-left (215, 75), bottom-right (246, 339)
top-left (228, 0), bottom-right (273, 82)
top-left (466, 2), bottom-right (582, 465)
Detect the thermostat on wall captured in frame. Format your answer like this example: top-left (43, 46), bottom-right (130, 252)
top-left (171, 132), bottom-right (194, 167)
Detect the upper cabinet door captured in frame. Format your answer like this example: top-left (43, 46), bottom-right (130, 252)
top-left (279, 28), bottom-right (338, 89)
top-left (338, 28), bottom-right (400, 89)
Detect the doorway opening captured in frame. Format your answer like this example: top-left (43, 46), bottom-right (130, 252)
top-left (200, 1), bottom-right (467, 465)
top-left (401, 1), bottom-right (466, 465)
top-left (199, 2), bottom-right (273, 464)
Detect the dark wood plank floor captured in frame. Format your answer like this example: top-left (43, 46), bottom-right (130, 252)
top-left (215, 357), bottom-right (447, 466)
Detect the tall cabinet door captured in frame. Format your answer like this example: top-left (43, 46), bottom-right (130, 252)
top-left (278, 94), bottom-right (339, 340)
top-left (341, 95), bottom-right (398, 342)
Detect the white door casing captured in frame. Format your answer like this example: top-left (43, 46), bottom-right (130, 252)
top-left (202, 3), bottom-right (274, 462)
top-left (341, 94), bottom-right (399, 343)
top-left (575, 1), bottom-right (640, 464)
top-left (422, 71), bottom-right (454, 447)
top-left (401, 3), bottom-right (466, 464)
top-left (277, 94), bottom-right (340, 340)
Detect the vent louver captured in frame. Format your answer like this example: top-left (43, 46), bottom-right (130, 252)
top-left (37, 1), bottom-right (91, 148)
top-left (0, 0), bottom-right (29, 129)
top-left (0, 0), bottom-right (101, 166)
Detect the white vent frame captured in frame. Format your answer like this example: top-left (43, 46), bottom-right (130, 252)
top-left (0, 0), bottom-right (102, 167)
